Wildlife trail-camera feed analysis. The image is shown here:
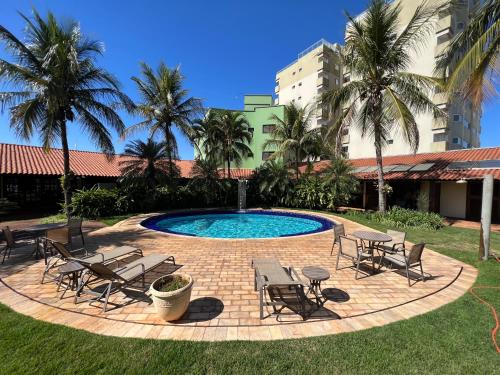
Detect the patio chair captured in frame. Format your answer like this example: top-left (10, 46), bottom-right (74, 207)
top-left (380, 243), bottom-right (426, 286)
top-left (377, 230), bottom-right (406, 254)
top-left (330, 224), bottom-right (345, 255)
top-left (75, 253), bottom-right (175, 312)
top-left (252, 258), bottom-right (317, 320)
top-left (68, 217), bottom-right (85, 246)
top-left (336, 236), bottom-right (374, 279)
top-left (1, 226), bottom-right (35, 264)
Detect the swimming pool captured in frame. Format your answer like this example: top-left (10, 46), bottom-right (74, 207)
top-left (141, 210), bottom-right (334, 239)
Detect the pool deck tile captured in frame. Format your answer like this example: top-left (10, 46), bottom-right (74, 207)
top-left (0, 209), bottom-right (477, 341)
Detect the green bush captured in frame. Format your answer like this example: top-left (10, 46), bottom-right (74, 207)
top-left (70, 188), bottom-right (121, 218)
top-left (350, 206), bottom-right (444, 230)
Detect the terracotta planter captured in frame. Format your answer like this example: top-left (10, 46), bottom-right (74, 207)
top-left (150, 274), bottom-right (193, 321)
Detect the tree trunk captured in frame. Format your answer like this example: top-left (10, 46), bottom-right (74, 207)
top-left (165, 126), bottom-right (173, 178)
top-left (60, 121), bottom-right (71, 219)
top-left (374, 128), bottom-right (386, 213)
top-left (227, 156), bottom-right (231, 179)
top-left (295, 148), bottom-right (300, 180)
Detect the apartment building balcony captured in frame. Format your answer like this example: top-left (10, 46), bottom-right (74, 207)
top-left (435, 39), bottom-right (451, 57)
top-left (317, 76), bottom-right (329, 88)
top-left (274, 85), bottom-right (280, 93)
top-left (433, 91), bottom-right (449, 106)
top-left (431, 141), bottom-right (448, 152)
top-left (437, 14), bottom-right (452, 32)
top-left (432, 118), bottom-right (449, 131)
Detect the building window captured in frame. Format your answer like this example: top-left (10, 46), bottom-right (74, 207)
top-left (248, 127), bottom-right (254, 134)
top-left (433, 133), bottom-right (446, 142)
top-left (387, 139), bottom-right (394, 144)
top-left (262, 151), bottom-right (274, 161)
top-left (457, 22), bottom-right (464, 30)
top-left (292, 71), bottom-right (296, 75)
top-left (262, 124), bottom-right (276, 133)
top-left (335, 64), bottom-right (340, 71)
top-left (341, 146), bottom-right (348, 157)
top-left (292, 85), bottom-right (295, 89)
top-left (298, 82), bottom-right (302, 86)
top-left (298, 96), bottom-right (302, 100)
top-left (452, 137), bottom-right (460, 144)
top-left (299, 67), bottom-right (302, 72)
top-left (453, 114), bottom-right (462, 122)
top-left (335, 78), bottom-right (339, 85)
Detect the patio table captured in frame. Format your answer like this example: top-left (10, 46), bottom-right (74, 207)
top-left (23, 223), bottom-right (66, 261)
top-left (352, 231), bottom-right (392, 274)
top-left (302, 266), bottom-right (330, 306)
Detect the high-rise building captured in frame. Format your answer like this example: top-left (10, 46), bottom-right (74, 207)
top-left (342, 0), bottom-right (482, 158)
top-left (274, 39), bottom-right (343, 129)
top-left (195, 95), bottom-right (284, 170)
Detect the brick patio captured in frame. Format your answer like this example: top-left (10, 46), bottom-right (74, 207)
top-left (0, 210), bottom-right (477, 341)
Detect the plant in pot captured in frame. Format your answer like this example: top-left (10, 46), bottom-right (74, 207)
top-left (150, 274), bottom-right (193, 321)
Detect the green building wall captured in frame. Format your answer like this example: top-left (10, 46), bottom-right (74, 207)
top-left (196, 95), bottom-right (284, 170)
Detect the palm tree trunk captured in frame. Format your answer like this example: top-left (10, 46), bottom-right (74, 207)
top-left (374, 128), bottom-right (386, 213)
top-left (227, 156), bottom-right (231, 179)
top-left (165, 126), bottom-right (173, 178)
top-left (60, 121), bottom-right (71, 219)
top-left (295, 149), bottom-right (300, 180)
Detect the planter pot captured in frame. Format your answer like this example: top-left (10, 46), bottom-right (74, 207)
top-left (150, 274), bottom-right (194, 321)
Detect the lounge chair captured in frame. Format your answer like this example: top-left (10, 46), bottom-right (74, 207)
top-left (42, 241), bottom-right (143, 284)
top-left (75, 253), bottom-right (175, 312)
top-left (252, 258), bottom-right (317, 320)
top-left (377, 230), bottom-right (406, 254)
top-left (380, 243), bottom-right (426, 286)
top-left (336, 236), bottom-right (374, 279)
top-left (330, 224), bottom-right (345, 255)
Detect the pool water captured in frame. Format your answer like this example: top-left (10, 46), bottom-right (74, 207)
top-left (142, 211), bottom-right (334, 239)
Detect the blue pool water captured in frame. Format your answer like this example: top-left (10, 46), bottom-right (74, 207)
top-left (142, 210), bottom-right (334, 239)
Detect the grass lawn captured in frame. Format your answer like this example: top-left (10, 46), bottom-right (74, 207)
top-left (40, 213), bottom-right (136, 226)
top-left (1, 212), bottom-right (499, 374)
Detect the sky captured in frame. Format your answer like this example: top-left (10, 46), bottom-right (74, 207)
top-left (0, 0), bottom-right (498, 160)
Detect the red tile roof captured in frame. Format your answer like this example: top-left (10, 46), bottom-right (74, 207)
top-left (217, 168), bottom-right (255, 179)
top-left (304, 147), bottom-right (500, 180)
top-left (0, 143), bottom-right (195, 178)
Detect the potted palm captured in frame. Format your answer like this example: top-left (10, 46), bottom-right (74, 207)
top-left (150, 274), bottom-right (193, 321)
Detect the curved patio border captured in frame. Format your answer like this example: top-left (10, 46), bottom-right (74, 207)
top-left (0, 211), bottom-right (478, 341)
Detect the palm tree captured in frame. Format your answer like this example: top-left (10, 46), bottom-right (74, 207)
top-left (253, 160), bottom-right (293, 205)
top-left (264, 102), bottom-right (318, 180)
top-left (119, 139), bottom-right (173, 188)
top-left (0, 10), bottom-right (133, 216)
top-left (192, 110), bottom-right (219, 159)
top-left (212, 110), bottom-right (253, 179)
top-left (188, 157), bottom-right (229, 205)
top-left (127, 62), bottom-right (202, 177)
top-left (436, 0), bottom-right (499, 107)
top-left (322, 0), bottom-right (445, 212)
top-left (321, 158), bottom-right (359, 208)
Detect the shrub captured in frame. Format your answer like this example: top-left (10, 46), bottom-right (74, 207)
top-left (352, 206), bottom-right (444, 230)
top-left (70, 187), bottom-right (121, 218)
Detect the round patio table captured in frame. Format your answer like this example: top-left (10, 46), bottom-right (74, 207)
top-left (352, 231), bottom-right (392, 273)
top-left (57, 261), bottom-right (85, 299)
top-left (23, 223), bottom-right (66, 261)
top-left (302, 266), bottom-right (330, 306)
top-left (352, 230), bottom-right (392, 249)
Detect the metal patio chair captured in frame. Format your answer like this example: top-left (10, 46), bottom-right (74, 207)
top-left (380, 243), bottom-right (426, 286)
top-left (336, 236), bottom-right (374, 279)
top-left (377, 230), bottom-right (406, 254)
top-left (330, 224), bottom-right (346, 255)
